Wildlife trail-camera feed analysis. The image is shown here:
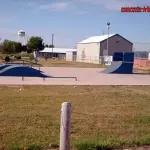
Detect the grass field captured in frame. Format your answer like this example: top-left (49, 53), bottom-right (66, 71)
top-left (0, 58), bottom-right (105, 68)
top-left (0, 86), bottom-right (150, 150)
top-left (0, 54), bottom-right (105, 68)
top-left (37, 58), bottom-right (105, 68)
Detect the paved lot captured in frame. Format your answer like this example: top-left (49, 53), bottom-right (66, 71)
top-left (0, 67), bottom-right (150, 85)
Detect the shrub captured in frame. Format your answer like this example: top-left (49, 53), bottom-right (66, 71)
top-left (0, 55), bottom-right (3, 60)
top-left (5, 56), bottom-right (10, 62)
top-left (14, 55), bottom-right (21, 60)
top-left (29, 54), bottom-right (34, 61)
top-left (17, 56), bottom-right (21, 60)
top-left (21, 53), bottom-right (32, 58)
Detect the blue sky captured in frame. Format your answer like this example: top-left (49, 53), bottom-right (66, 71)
top-left (0, 0), bottom-right (150, 51)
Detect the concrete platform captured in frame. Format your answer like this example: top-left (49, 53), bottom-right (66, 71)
top-left (0, 67), bottom-right (150, 85)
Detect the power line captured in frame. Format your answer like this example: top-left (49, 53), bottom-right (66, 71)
top-left (133, 41), bottom-right (150, 44)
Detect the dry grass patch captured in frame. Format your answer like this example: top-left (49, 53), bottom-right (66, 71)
top-left (0, 86), bottom-right (150, 149)
top-left (37, 59), bottom-right (105, 68)
top-left (0, 56), bottom-right (105, 68)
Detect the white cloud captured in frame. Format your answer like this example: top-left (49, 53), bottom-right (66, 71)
top-left (100, 0), bottom-right (134, 11)
top-left (27, 0), bottom-right (150, 13)
top-left (28, 1), bottom-right (88, 14)
top-left (27, 1), bottom-right (89, 14)
top-left (39, 2), bottom-right (70, 11)
top-left (79, 0), bottom-right (148, 11)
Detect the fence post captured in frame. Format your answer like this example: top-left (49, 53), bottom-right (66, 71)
top-left (59, 102), bottom-right (71, 150)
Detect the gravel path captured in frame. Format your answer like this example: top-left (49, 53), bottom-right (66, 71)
top-left (0, 67), bottom-right (150, 85)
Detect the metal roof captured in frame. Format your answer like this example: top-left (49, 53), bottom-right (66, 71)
top-left (40, 48), bottom-right (77, 53)
top-left (79, 34), bottom-right (116, 44)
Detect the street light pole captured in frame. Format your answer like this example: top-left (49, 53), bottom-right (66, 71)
top-left (52, 34), bottom-right (54, 58)
top-left (107, 22), bottom-right (110, 56)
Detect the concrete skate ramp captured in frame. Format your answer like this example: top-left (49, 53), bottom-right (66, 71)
top-left (102, 61), bottom-right (133, 74)
top-left (102, 61), bottom-right (122, 73)
top-left (0, 64), bottom-right (77, 80)
top-left (0, 65), bottom-right (49, 78)
top-left (0, 64), bottom-right (12, 70)
top-left (102, 52), bottom-right (134, 74)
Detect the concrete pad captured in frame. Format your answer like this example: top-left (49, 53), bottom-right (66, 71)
top-left (0, 67), bottom-right (150, 85)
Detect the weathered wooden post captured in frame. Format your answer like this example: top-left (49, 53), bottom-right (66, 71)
top-left (59, 102), bottom-right (71, 150)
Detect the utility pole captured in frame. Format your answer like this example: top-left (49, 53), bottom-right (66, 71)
top-left (52, 34), bottom-right (54, 58)
top-left (107, 22), bottom-right (110, 55)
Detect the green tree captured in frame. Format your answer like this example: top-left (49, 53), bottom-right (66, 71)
top-left (48, 45), bottom-right (54, 48)
top-left (44, 44), bottom-right (54, 48)
top-left (2, 40), bottom-right (12, 54)
top-left (1, 40), bottom-right (23, 54)
top-left (12, 41), bottom-right (22, 53)
top-left (21, 45), bottom-right (27, 52)
top-left (45, 44), bottom-right (48, 48)
top-left (0, 44), bottom-right (4, 53)
top-left (27, 36), bottom-right (44, 52)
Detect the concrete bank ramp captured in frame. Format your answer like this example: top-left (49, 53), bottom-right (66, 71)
top-left (0, 64), bottom-right (48, 77)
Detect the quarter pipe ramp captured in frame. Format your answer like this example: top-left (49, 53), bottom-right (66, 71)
top-left (102, 61), bottom-right (134, 74)
top-left (102, 52), bottom-right (134, 74)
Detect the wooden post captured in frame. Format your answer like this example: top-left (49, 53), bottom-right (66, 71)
top-left (59, 102), bottom-right (71, 150)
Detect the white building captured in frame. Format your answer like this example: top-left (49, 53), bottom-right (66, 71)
top-left (77, 33), bottom-right (133, 64)
top-left (39, 48), bottom-right (76, 60)
top-left (66, 51), bottom-right (77, 61)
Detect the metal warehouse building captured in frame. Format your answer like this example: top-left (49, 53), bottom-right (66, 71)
top-left (39, 48), bottom-right (76, 60)
top-left (66, 51), bottom-right (77, 61)
top-left (77, 33), bottom-right (133, 64)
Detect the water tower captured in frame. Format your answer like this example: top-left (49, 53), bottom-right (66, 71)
top-left (18, 30), bottom-right (26, 45)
